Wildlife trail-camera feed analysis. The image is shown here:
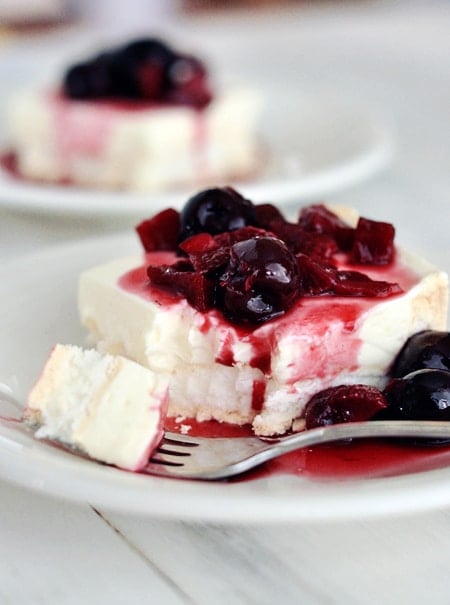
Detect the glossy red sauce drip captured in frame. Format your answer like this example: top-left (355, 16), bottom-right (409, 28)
top-left (251, 380), bottom-right (266, 411)
top-left (118, 251), bottom-right (422, 381)
top-left (164, 417), bottom-right (450, 482)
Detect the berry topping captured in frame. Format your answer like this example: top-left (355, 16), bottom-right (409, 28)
top-left (304, 385), bottom-right (388, 429)
top-left (62, 37), bottom-right (212, 108)
top-left (383, 369), bottom-right (450, 422)
top-left (140, 188), bottom-right (402, 325)
top-left (350, 217), bottom-right (395, 265)
top-left (179, 187), bottom-right (257, 242)
top-left (217, 236), bottom-right (300, 324)
top-left (390, 330), bottom-right (450, 377)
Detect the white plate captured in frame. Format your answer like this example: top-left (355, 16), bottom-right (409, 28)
top-left (2, 233), bottom-right (450, 524)
top-left (0, 92), bottom-right (394, 218)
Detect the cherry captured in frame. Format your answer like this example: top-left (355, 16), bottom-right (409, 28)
top-left (390, 330), bottom-right (450, 377)
top-left (383, 369), bottom-right (450, 421)
top-left (304, 385), bottom-right (388, 429)
top-left (179, 187), bottom-right (256, 242)
top-left (62, 37), bottom-right (212, 107)
top-left (217, 236), bottom-right (300, 324)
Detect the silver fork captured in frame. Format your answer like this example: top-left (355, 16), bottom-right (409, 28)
top-left (144, 420), bottom-right (450, 480)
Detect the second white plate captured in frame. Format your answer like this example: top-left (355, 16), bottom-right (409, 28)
top-left (0, 92), bottom-right (394, 218)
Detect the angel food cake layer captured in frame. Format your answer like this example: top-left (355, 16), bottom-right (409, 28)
top-left (7, 38), bottom-right (261, 192)
top-left (78, 188), bottom-right (448, 436)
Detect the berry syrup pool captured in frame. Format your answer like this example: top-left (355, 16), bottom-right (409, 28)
top-left (164, 417), bottom-right (450, 483)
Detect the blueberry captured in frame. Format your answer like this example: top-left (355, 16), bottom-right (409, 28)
top-left (217, 236), bottom-right (300, 324)
top-left (179, 187), bottom-right (257, 242)
top-left (391, 330), bottom-right (450, 377)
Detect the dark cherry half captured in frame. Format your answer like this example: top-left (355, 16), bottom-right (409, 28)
top-left (218, 236), bottom-right (300, 324)
top-left (390, 330), bottom-right (450, 377)
top-left (304, 385), bottom-right (388, 429)
top-left (383, 369), bottom-right (450, 421)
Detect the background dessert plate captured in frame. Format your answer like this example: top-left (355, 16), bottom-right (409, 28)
top-left (0, 91), bottom-right (394, 219)
top-left (2, 233), bottom-right (450, 524)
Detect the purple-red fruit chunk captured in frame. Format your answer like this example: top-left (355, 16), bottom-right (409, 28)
top-left (254, 203), bottom-right (287, 229)
top-left (179, 233), bottom-right (229, 274)
top-left (136, 208), bottom-right (180, 252)
top-left (296, 254), bottom-right (339, 295)
top-left (267, 221), bottom-right (338, 260)
top-left (218, 236), bottom-right (300, 324)
top-left (147, 262), bottom-right (214, 312)
top-left (298, 204), bottom-right (355, 251)
top-left (179, 187), bottom-right (257, 242)
top-left (165, 55), bottom-right (212, 107)
top-left (335, 271), bottom-right (402, 297)
top-left (390, 331), bottom-right (450, 377)
top-left (350, 217), bottom-right (395, 265)
top-left (296, 255), bottom-right (402, 297)
top-left (383, 369), bottom-right (450, 421)
top-left (304, 385), bottom-right (388, 429)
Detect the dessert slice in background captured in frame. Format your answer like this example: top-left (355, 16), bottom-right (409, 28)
top-left (24, 344), bottom-right (168, 470)
top-left (6, 37), bottom-right (262, 193)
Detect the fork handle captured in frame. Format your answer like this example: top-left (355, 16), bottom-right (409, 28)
top-left (263, 420), bottom-right (450, 459)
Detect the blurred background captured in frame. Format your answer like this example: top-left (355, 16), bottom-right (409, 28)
top-left (0, 0), bottom-right (448, 266)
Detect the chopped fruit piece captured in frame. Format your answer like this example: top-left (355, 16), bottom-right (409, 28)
top-left (296, 255), bottom-right (402, 297)
top-left (266, 221), bottom-right (338, 260)
top-left (254, 203), bottom-right (286, 228)
top-left (304, 385), bottom-right (388, 429)
top-left (136, 208), bottom-right (180, 252)
top-left (147, 262), bottom-right (215, 312)
top-left (298, 203), bottom-right (355, 251)
top-left (390, 330), bottom-right (450, 377)
top-left (351, 217), bottom-right (395, 265)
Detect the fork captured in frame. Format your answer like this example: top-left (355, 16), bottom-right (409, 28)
top-left (144, 420), bottom-right (450, 480)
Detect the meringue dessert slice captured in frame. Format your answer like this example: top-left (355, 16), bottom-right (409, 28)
top-left (24, 344), bottom-right (169, 470)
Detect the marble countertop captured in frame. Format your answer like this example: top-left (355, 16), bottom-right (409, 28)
top-left (1, 2), bottom-right (449, 603)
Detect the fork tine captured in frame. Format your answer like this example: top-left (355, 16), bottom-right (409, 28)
top-left (148, 431), bottom-right (200, 470)
top-left (160, 432), bottom-right (199, 448)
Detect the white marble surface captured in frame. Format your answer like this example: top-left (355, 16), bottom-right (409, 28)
top-left (1, 1), bottom-right (450, 603)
